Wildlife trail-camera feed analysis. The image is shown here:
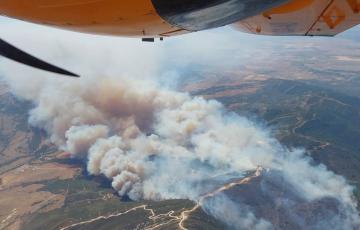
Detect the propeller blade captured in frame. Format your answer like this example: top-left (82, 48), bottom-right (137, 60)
top-left (0, 38), bottom-right (79, 77)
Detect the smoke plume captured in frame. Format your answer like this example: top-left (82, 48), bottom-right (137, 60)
top-left (3, 74), bottom-right (359, 229)
top-left (0, 17), bottom-right (359, 229)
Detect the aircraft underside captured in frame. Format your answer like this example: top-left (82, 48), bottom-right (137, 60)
top-left (1, 0), bottom-right (359, 38)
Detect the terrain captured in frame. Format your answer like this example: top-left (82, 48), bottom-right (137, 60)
top-left (182, 36), bottom-right (360, 210)
top-left (0, 82), bottom-right (224, 230)
top-left (1, 32), bottom-right (360, 229)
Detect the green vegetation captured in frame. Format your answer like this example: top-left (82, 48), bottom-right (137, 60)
top-left (184, 208), bottom-right (227, 230)
top-left (196, 79), bottom-right (360, 194)
top-left (42, 176), bottom-right (108, 195)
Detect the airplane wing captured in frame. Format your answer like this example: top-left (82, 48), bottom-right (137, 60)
top-left (233, 0), bottom-right (360, 36)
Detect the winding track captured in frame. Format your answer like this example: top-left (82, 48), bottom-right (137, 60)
top-left (60, 167), bottom-right (264, 230)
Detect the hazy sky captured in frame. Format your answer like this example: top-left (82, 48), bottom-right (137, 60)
top-left (0, 15), bottom-right (359, 81)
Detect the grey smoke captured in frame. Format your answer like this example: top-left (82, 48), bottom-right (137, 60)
top-left (0, 17), bottom-right (359, 229)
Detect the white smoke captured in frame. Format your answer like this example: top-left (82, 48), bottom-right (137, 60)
top-left (0, 17), bottom-right (359, 229)
top-left (4, 74), bottom-right (359, 229)
top-left (203, 194), bottom-right (273, 230)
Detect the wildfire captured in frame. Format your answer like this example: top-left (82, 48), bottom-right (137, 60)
top-left (179, 166), bottom-right (264, 230)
